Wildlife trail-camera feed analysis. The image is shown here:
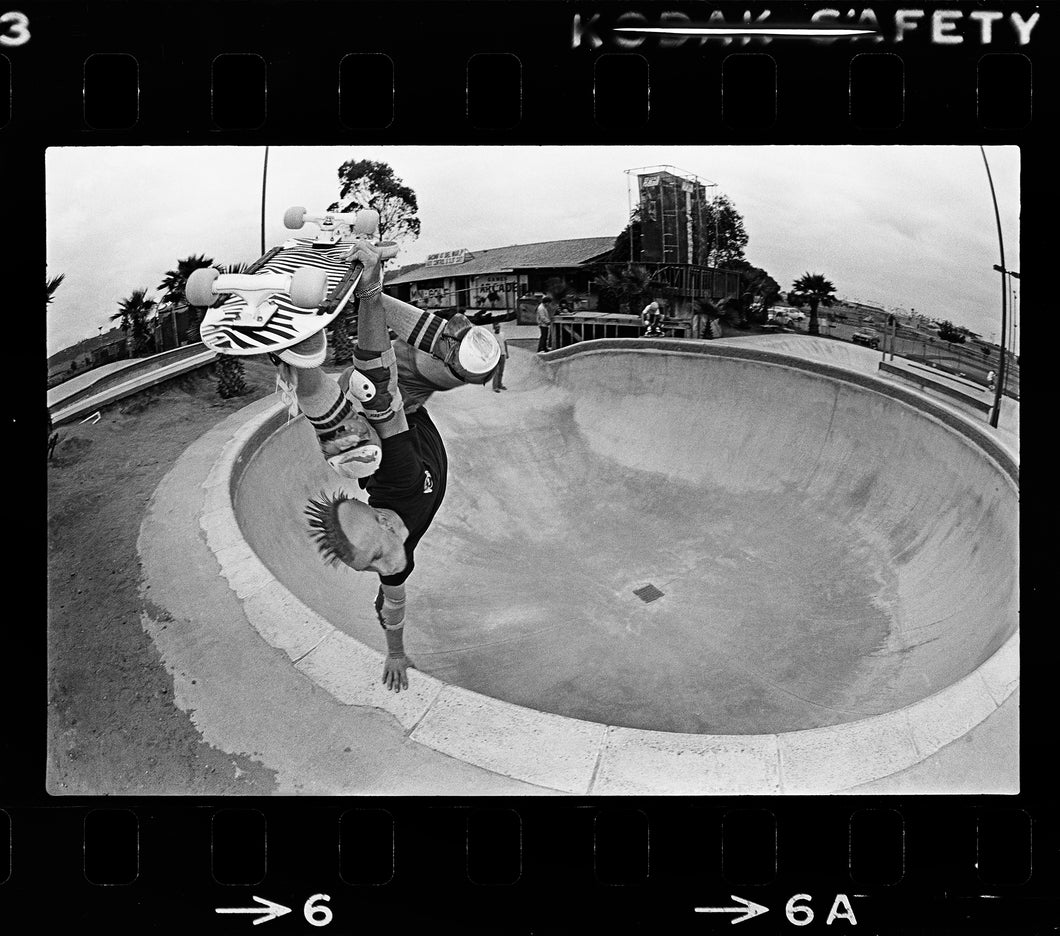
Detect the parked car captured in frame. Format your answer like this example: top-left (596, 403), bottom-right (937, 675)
top-left (852, 326), bottom-right (880, 349)
top-left (768, 305), bottom-right (804, 323)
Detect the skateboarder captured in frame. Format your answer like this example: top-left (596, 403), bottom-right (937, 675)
top-left (641, 298), bottom-right (664, 337)
top-left (286, 237), bottom-right (498, 693)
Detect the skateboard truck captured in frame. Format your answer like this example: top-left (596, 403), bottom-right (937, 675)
top-left (284, 206), bottom-right (382, 247)
top-left (283, 207), bottom-right (402, 263)
top-left (186, 267), bottom-right (329, 325)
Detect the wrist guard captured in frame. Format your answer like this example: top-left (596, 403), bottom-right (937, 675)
top-left (375, 585), bottom-right (407, 630)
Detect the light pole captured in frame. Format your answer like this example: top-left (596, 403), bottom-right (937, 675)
top-left (993, 264), bottom-right (1019, 394)
top-left (261, 146), bottom-right (270, 256)
top-left (1009, 276), bottom-right (1019, 360)
top-left (979, 147), bottom-right (1009, 429)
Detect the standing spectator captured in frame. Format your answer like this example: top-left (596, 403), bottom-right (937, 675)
top-left (536, 295), bottom-right (553, 353)
top-left (491, 319), bottom-right (508, 392)
top-left (987, 369), bottom-right (996, 390)
top-left (690, 300), bottom-right (708, 340)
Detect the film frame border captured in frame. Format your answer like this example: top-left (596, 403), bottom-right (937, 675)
top-left (9, 0), bottom-right (1051, 931)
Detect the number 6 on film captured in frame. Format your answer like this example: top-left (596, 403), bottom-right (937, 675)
top-left (1, 10), bottom-right (30, 47)
top-left (304, 893), bottom-right (333, 927)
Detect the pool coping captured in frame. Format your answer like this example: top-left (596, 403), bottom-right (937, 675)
top-left (200, 341), bottom-right (1019, 795)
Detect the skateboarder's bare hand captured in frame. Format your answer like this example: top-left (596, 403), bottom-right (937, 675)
top-left (344, 237), bottom-right (383, 288)
top-left (382, 653), bottom-right (413, 692)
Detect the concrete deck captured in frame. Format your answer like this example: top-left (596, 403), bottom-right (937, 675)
top-left (50, 345), bottom-right (217, 426)
top-left (138, 335), bottom-right (1019, 794)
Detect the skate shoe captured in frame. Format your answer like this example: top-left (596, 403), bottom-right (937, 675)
top-left (434, 316), bottom-right (501, 383)
top-left (275, 330), bottom-right (328, 368)
top-left (313, 396), bottom-right (382, 480)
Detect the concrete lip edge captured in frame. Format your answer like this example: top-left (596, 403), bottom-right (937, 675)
top-left (203, 343), bottom-right (1018, 794)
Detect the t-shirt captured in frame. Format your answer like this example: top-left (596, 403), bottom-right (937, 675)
top-left (536, 302), bottom-right (552, 326)
top-left (363, 407), bottom-right (448, 586)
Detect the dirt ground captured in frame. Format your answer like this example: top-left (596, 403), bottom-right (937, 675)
top-left (47, 359), bottom-right (285, 795)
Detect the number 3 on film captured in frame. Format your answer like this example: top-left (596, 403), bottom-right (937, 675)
top-left (1, 10), bottom-right (30, 47)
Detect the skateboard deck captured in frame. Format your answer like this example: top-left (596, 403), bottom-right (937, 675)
top-left (198, 238), bottom-right (363, 357)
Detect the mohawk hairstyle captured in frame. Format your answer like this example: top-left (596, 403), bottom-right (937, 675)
top-left (305, 490), bottom-right (358, 567)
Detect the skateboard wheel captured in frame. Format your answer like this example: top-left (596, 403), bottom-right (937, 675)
top-left (283, 206), bottom-right (307, 230)
top-left (290, 266), bottom-right (329, 309)
top-left (353, 208), bottom-right (380, 236)
top-left (186, 267), bottom-right (220, 307)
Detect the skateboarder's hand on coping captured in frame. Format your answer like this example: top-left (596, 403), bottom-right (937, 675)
top-left (382, 653), bottom-right (413, 693)
top-left (344, 237), bottom-right (383, 291)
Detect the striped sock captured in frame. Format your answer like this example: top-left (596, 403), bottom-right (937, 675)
top-left (298, 380), bottom-right (352, 439)
top-left (385, 303), bottom-right (447, 356)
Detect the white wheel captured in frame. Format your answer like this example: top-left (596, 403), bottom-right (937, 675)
top-left (290, 267), bottom-right (328, 309)
top-left (186, 267), bottom-right (219, 307)
top-left (352, 209), bottom-right (380, 236)
top-left (284, 206), bottom-right (307, 230)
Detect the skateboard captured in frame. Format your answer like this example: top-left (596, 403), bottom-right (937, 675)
top-left (191, 207), bottom-right (398, 359)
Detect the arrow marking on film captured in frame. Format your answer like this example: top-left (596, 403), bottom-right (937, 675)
top-left (694, 895), bottom-right (770, 924)
top-left (215, 895), bottom-right (293, 925)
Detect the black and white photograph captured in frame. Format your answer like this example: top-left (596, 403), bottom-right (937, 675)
top-left (45, 144), bottom-right (1020, 797)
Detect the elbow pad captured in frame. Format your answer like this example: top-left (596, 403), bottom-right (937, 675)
top-left (353, 346), bottom-right (403, 424)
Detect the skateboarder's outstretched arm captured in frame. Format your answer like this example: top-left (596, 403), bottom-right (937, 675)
top-left (341, 237), bottom-right (415, 691)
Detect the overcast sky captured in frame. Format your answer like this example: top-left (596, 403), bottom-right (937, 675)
top-left (46, 145), bottom-right (1020, 355)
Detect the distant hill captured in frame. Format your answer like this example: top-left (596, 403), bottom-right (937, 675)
top-left (48, 327), bottom-right (127, 368)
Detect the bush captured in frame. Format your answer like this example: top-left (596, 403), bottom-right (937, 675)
top-left (216, 356), bottom-right (248, 399)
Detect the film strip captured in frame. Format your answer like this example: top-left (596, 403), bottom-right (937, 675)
top-left (13, 0), bottom-right (1050, 932)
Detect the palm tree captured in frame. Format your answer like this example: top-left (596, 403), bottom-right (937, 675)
top-left (110, 289), bottom-right (157, 357)
top-left (46, 273), bottom-right (66, 306)
top-left (158, 254), bottom-right (215, 306)
top-left (789, 272), bottom-right (837, 336)
top-left (591, 264), bottom-right (658, 315)
top-left (159, 254), bottom-right (215, 345)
